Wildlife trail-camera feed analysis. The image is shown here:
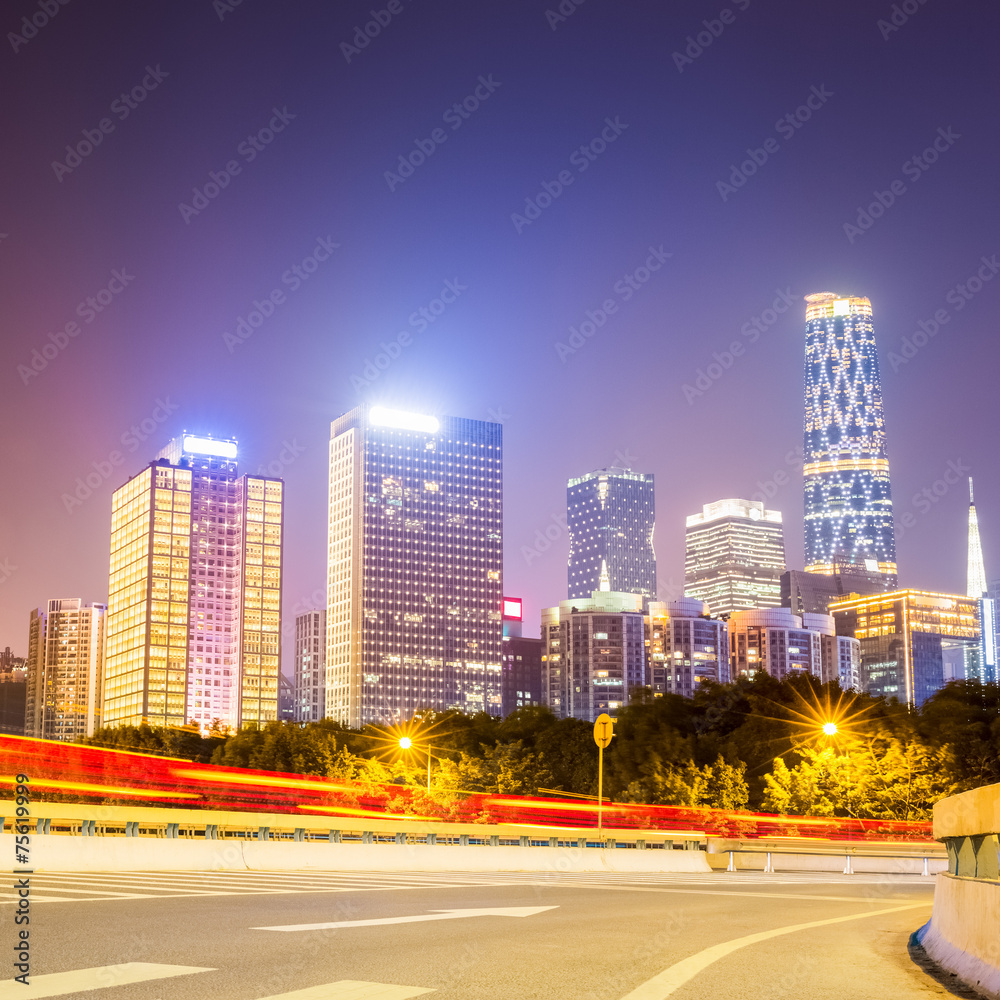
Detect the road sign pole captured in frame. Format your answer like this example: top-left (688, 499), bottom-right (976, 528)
top-left (598, 744), bottom-right (604, 839)
top-left (592, 712), bottom-right (614, 842)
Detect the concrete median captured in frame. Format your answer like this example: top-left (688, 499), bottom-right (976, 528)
top-left (4, 833), bottom-right (712, 874)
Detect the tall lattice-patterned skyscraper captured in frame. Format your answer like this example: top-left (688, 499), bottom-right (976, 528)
top-left (803, 293), bottom-right (897, 586)
top-left (326, 406), bottom-right (503, 727)
top-left (103, 434), bottom-right (283, 732)
top-left (566, 468), bottom-right (656, 601)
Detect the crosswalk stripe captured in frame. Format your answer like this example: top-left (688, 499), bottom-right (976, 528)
top-left (255, 981), bottom-right (434, 999)
top-left (0, 962), bottom-right (213, 1000)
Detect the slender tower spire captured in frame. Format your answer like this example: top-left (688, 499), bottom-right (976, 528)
top-left (968, 478), bottom-right (987, 598)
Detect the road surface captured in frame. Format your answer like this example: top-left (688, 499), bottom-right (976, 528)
top-left (2, 868), bottom-right (958, 999)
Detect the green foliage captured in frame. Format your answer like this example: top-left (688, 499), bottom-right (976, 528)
top-left (77, 676), bottom-right (1000, 822)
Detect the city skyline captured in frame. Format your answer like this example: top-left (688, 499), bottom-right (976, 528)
top-left (3, 1), bottom-right (998, 656)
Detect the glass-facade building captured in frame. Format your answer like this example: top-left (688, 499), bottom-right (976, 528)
top-left (326, 406), bottom-right (503, 727)
top-left (685, 499), bottom-right (786, 617)
top-left (803, 293), bottom-right (897, 585)
top-left (829, 590), bottom-right (980, 707)
top-left (103, 435), bottom-right (283, 731)
top-left (567, 469), bottom-right (656, 601)
top-left (294, 609), bottom-right (326, 723)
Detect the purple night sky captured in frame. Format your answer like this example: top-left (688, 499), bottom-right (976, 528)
top-left (2, 0), bottom-right (998, 659)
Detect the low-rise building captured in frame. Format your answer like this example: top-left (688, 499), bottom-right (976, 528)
top-left (646, 598), bottom-right (729, 698)
top-left (542, 590), bottom-right (646, 722)
top-left (829, 589), bottom-right (980, 707)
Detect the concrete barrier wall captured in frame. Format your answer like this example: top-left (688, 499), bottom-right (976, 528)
top-left (917, 874), bottom-right (1000, 999)
top-left (1, 833), bottom-right (712, 874)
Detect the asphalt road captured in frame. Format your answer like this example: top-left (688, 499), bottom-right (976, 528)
top-left (4, 869), bottom-right (957, 1000)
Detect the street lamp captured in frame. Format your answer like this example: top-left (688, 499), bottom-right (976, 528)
top-left (821, 721), bottom-right (838, 737)
top-left (398, 736), bottom-right (431, 791)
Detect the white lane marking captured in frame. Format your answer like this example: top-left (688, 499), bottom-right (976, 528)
top-left (255, 905), bottom-right (559, 932)
top-left (255, 981), bottom-right (433, 999)
top-left (0, 962), bottom-right (214, 1000)
top-left (619, 902), bottom-right (931, 999)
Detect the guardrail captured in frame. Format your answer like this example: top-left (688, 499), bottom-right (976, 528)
top-left (0, 801), bottom-right (707, 851)
top-left (707, 837), bottom-right (945, 875)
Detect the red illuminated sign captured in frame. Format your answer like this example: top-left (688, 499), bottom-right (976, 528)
top-left (502, 597), bottom-right (522, 620)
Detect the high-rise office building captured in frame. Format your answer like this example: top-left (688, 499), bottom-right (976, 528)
top-left (103, 434), bottom-right (283, 732)
top-left (294, 609), bottom-right (326, 723)
top-left (646, 598), bottom-right (729, 698)
top-left (966, 479), bottom-right (997, 683)
top-left (326, 406), bottom-right (502, 727)
top-left (542, 589), bottom-right (646, 722)
top-left (685, 499), bottom-right (785, 617)
top-left (24, 599), bottom-right (106, 741)
top-left (567, 468), bottom-right (656, 602)
top-left (500, 597), bottom-right (543, 717)
top-left (829, 590), bottom-right (980, 707)
top-left (803, 293), bottom-right (897, 586)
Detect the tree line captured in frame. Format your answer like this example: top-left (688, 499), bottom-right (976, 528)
top-left (82, 675), bottom-right (1000, 822)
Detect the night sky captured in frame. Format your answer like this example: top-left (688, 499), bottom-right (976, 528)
top-left (3, 0), bottom-right (998, 659)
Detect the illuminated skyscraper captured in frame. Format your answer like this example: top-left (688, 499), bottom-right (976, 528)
top-left (567, 468), bottom-right (656, 601)
top-left (24, 599), bottom-right (106, 741)
top-left (967, 479), bottom-right (997, 683)
top-left (803, 293), bottom-right (897, 585)
top-left (326, 406), bottom-right (502, 727)
top-left (103, 434), bottom-right (283, 732)
top-left (684, 499), bottom-right (785, 616)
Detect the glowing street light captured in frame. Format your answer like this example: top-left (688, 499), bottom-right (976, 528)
top-left (398, 735), bottom-right (430, 791)
top-left (821, 722), bottom-right (838, 737)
